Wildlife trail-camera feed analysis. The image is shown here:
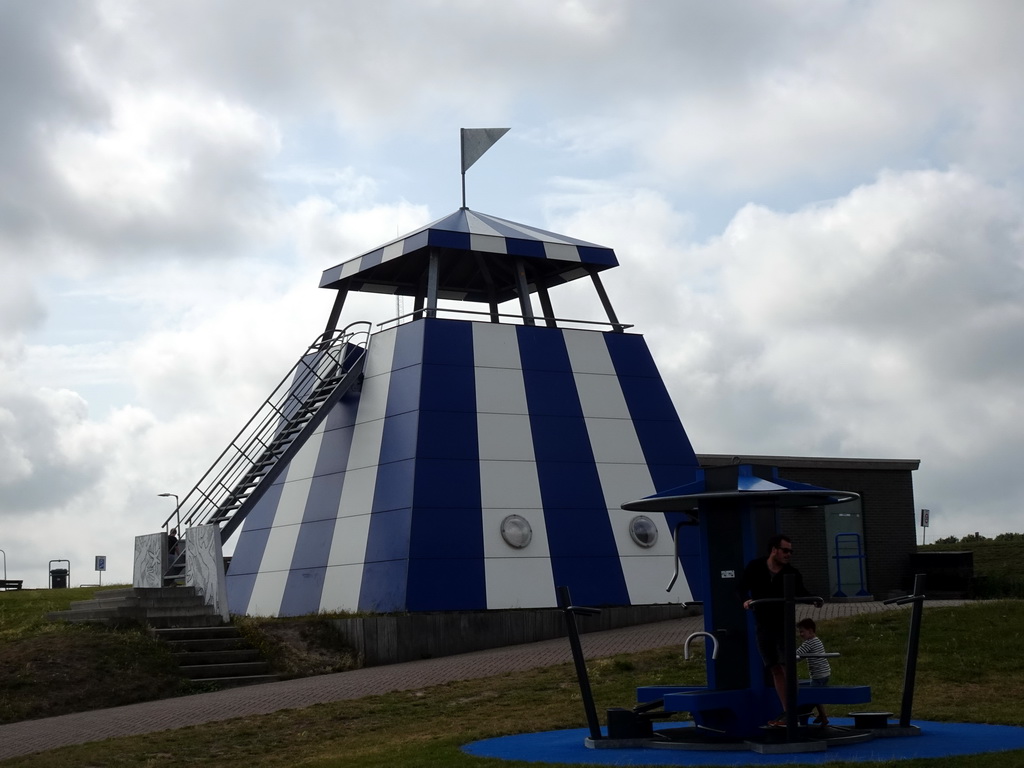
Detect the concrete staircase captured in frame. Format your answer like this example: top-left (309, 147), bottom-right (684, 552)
top-left (46, 586), bottom-right (224, 628)
top-left (154, 625), bottom-right (278, 688)
top-left (47, 586), bottom-right (278, 688)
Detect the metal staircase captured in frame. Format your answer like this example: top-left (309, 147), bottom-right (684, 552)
top-left (162, 322), bottom-right (371, 583)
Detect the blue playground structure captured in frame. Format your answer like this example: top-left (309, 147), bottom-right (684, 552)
top-left (555, 466), bottom-right (929, 753)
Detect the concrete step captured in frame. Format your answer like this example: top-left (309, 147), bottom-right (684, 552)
top-left (70, 595), bottom-right (208, 611)
top-left (146, 614), bottom-right (226, 629)
top-left (153, 625), bottom-right (244, 642)
top-left (96, 587), bottom-right (199, 600)
top-left (180, 661), bottom-right (271, 679)
top-left (173, 649), bottom-right (262, 665)
top-left (160, 636), bottom-right (252, 653)
top-left (154, 625), bottom-right (278, 688)
top-left (46, 607), bottom-right (225, 628)
top-left (198, 674), bottom-right (280, 689)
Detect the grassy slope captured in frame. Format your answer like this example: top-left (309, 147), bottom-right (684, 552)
top-left (3, 546), bottom-right (1024, 766)
top-left (920, 538), bottom-right (1024, 577)
top-left (1, 600), bottom-right (1022, 768)
top-left (0, 587), bottom-right (192, 723)
top-left (920, 539), bottom-right (1024, 597)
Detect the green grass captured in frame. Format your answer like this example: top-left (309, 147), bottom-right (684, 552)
top-left (920, 538), bottom-right (1024, 597)
top-left (0, 586), bottom-right (196, 723)
top-left (2, 600), bottom-right (1024, 767)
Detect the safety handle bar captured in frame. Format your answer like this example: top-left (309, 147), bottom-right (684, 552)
top-left (883, 593), bottom-right (926, 606)
top-left (796, 652), bottom-right (840, 658)
top-left (747, 596), bottom-right (824, 608)
top-left (565, 605), bottom-right (602, 616)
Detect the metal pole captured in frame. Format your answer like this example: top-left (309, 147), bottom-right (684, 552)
top-left (425, 251), bottom-right (439, 319)
top-left (0, 549), bottom-right (5, 582)
top-left (557, 585), bottom-right (603, 741)
top-left (899, 574), bottom-right (926, 727)
top-left (159, 493), bottom-right (180, 532)
top-left (784, 574), bottom-right (798, 741)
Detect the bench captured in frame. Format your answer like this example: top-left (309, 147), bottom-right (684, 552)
top-left (1, 579), bottom-right (23, 591)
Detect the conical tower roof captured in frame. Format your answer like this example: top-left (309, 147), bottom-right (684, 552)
top-left (319, 208), bottom-right (617, 303)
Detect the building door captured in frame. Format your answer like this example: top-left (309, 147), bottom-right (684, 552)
top-left (825, 500), bottom-right (870, 598)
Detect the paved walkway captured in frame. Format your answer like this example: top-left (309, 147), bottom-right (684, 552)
top-left (0, 600), bottom-right (961, 761)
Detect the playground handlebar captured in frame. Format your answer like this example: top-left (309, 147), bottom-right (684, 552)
top-left (746, 595), bottom-right (824, 608)
top-left (565, 605), bottom-right (602, 616)
top-left (882, 593), bottom-right (926, 606)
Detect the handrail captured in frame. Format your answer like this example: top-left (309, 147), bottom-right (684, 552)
top-left (376, 306), bottom-right (633, 332)
top-left (161, 321), bottom-right (371, 536)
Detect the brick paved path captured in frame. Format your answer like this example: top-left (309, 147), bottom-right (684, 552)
top-left (0, 600), bottom-right (962, 761)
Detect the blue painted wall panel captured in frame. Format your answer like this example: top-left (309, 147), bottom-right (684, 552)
top-left (377, 411), bottom-right (420, 465)
top-left (363, 506), bottom-right (413, 562)
top-left (232, 482), bottom-right (285, 535)
top-left (409, 507), bottom-right (485, 559)
top-left (299, 471), bottom-right (347, 524)
top-left (313, 424), bottom-right (355, 479)
top-left (416, 410), bottom-right (479, 459)
top-left (225, 523), bottom-right (273, 577)
top-left (392, 317), bottom-right (426, 369)
top-left (630, 419), bottom-right (699, 469)
top-left (226, 572), bottom-right (259, 615)
top-left (422, 318), bottom-right (475, 367)
top-left (418, 364), bottom-right (478, 412)
top-left (288, 516), bottom-right (337, 568)
top-left (614, 376), bottom-right (687, 422)
top-left (602, 332), bottom-right (663, 379)
top-left (528, 414), bottom-right (596, 464)
top-left (406, 556), bottom-right (486, 611)
top-left (279, 567), bottom-right (327, 616)
top-left (549, 554), bottom-right (630, 606)
top-left (413, 458), bottom-right (484, 508)
top-left (370, 459), bottom-right (416, 512)
top-left (516, 325), bottom-right (573, 372)
top-left (358, 559), bottom-right (409, 613)
top-left (383, 365), bottom-right (422, 417)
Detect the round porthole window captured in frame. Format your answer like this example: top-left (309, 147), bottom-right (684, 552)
top-left (500, 514), bottom-right (533, 549)
top-left (629, 515), bottom-right (658, 548)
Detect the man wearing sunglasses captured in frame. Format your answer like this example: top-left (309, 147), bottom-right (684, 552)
top-left (738, 533), bottom-right (811, 727)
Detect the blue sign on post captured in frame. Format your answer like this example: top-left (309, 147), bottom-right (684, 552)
top-left (95, 556), bottom-right (106, 571)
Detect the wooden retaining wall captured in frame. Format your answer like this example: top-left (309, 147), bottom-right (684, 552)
top-left (328, 604), bottom-right (698, 667)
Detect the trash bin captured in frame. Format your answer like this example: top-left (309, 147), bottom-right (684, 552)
top-left (50, 568), bottom-right (69, 589)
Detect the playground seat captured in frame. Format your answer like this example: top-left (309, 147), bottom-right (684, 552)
top-left (797, 685), bottom-right (871, 707)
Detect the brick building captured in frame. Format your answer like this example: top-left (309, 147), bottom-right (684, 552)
top-left (699, 454), bottom-right (920, 600)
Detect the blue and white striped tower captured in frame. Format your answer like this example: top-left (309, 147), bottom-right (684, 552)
top-left (225, 208), bottom-right (703, 616)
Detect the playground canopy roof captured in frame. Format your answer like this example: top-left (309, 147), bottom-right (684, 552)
top-left (621, 464), bottom-right (861, 512)
top-left (318, 208), bottom-right (618, 303)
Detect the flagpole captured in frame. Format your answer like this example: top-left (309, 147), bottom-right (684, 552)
top-left (460, 128), bottom-right (467, 208)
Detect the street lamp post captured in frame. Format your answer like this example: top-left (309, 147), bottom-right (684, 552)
top-left (158, 493), bottom-right (181, 533)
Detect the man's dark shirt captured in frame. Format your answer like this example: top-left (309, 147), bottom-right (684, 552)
top-left (738, 556), bottom-right (810, 629)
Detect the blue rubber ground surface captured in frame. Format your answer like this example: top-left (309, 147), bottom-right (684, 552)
top-left (463, 719), bottom-right (1024, 765)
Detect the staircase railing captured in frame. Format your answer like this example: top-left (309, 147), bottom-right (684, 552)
top-left (161, 321), bottom-right (371, 571)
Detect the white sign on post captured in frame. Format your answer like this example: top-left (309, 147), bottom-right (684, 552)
top-left (920, 509), bottom-right (930, 528)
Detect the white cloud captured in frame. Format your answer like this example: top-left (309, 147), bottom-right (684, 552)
top-left (3, 1), bottom-right (1024, 586)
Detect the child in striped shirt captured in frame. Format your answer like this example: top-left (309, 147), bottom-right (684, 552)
top-left (796, 618), bottom-right (830, 726)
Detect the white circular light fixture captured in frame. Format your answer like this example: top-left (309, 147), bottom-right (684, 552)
top-left (500, 514), bottom-right (533, 549)
top-left (629, 515), bottom-right (658, 548)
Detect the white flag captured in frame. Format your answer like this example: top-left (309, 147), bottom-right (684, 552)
top-left (461, 128), bottom-right (510, 173)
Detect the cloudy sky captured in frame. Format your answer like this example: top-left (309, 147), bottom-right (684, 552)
top-left (2, 1), bottom-right (1023, 588)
